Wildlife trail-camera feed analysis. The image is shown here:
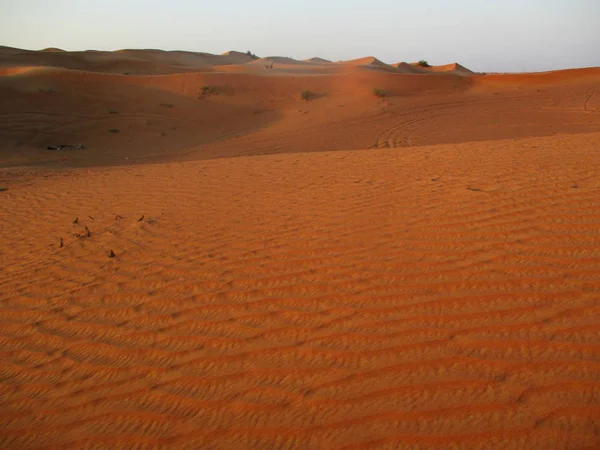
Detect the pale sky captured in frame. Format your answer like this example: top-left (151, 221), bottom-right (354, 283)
top-left (1, 0), bottom-right (599, 72)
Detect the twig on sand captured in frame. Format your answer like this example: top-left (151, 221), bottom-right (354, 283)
top-left (108, 249), bottom-right (116, 258)
top-left (73, 217), bottom-right (79, 224)
top-left (138, 215), bottom-right (145, 222)
top-left (59, 237), bottom-right (63, 248)
top-left (47, 144), bottom-right (85, 151)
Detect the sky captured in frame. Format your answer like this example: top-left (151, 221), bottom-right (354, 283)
top-left (1, 0), bottom-right (599, 72)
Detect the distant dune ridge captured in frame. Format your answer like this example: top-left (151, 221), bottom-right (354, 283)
top-left (1, 45), bottom-right (600, 449)
top-left (255, 56), bottom-right (309, 65)
top-left (0, 46), bottom-right (479, 74)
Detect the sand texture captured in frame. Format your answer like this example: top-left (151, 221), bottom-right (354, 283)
top-left (1, 48), bottom-right (600, 449)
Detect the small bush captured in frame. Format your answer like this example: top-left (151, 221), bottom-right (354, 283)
top-left (200, 86), bottom-right (217, 97)
top-left (301, 90), bottom-right (312, 101)
top-left (246, 50), bottom-right (259, 60)
top-left (418, 60), bottom-right (430, 67)
top-left (373, 88), bottom-right (386, 98)
top-left (108, 108), bottom-right (118, 114)
top-left (160, 103), bottom-right (174, 108)
top-left (109, 128), bottom-right (120, 133)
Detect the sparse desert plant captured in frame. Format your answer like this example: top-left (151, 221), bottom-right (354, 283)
top-left (246, 50), bottom-right (259, 60)
top-left (108, 108), bottom-right (118, 114)
top-left (200, 86), bottom-right (217, 97)
top-left (109, 128), bottom-right (120, 133)
top-left (418, 60), bottom-right (430, 67)
top-left (301, 90), bottom-right (312, 101)
top-left (160, 102), bottom-right (174, 108)
top-left (373, 88), bottom-right (386, 98)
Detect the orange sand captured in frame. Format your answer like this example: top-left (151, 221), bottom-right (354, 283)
top-left (1, 47), bottom-right (600, 449)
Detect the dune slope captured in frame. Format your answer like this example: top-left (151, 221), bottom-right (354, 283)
top-left (1, 64), bottom-right (598, 167)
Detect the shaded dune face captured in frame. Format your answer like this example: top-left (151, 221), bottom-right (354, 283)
top-left (1, 47), bottom-right (600, 449)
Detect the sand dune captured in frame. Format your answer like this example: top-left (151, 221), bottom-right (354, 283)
top-left (250, 56), bottom-right (309, 65)
top-left (2, 61), bottom-right (598, 166)
top-left (1, 46), bottom-right (600, 448)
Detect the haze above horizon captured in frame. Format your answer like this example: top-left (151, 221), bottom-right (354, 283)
top-left (2, 0), bottom-right (599, 73)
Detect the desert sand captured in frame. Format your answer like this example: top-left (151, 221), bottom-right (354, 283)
top-left (1, 46), bottom-right (600, 449)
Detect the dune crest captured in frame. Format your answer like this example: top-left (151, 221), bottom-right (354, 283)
top-left (407, 61), bottom-right (475, 75)
top-left (40, 47), bottom-right (66, 52)
top-left (338, 56), bottom-right (394, 69)
top-left (303, 57), bottom-right (333, 64)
